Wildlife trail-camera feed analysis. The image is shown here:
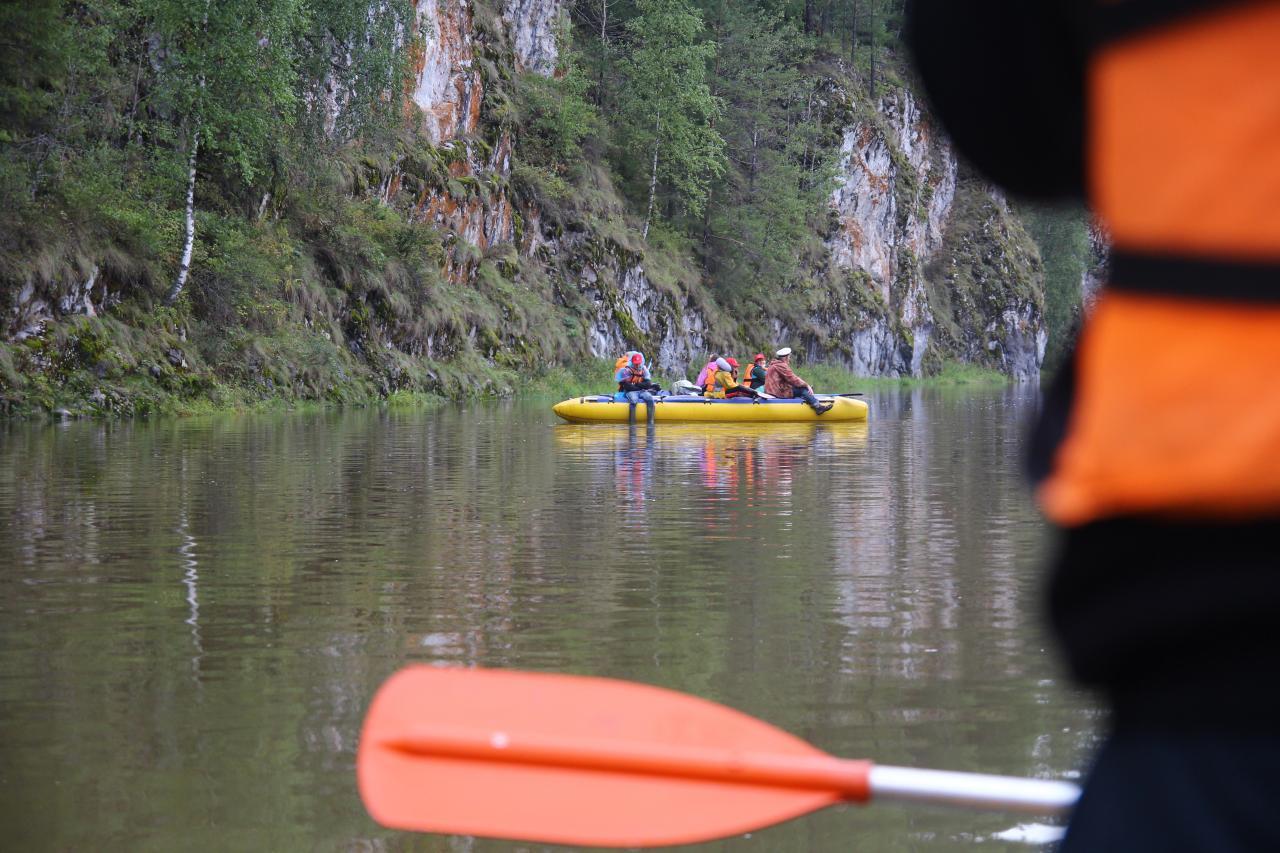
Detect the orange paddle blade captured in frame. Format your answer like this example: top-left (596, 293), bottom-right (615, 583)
top-left (357, 667), bottom-right (868, 847)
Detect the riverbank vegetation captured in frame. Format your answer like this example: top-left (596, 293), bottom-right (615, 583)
top-left (1, 0), bottom-right (1087, 418)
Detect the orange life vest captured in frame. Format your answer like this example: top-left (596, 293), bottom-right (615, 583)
top-left (708, 370), bottom-right (735, 399)
top-left (1036, 2), bottom-right (1280, 526)
top-left (617, 365), bottom-right (647, 389)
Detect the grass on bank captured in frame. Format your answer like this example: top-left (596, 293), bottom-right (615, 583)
top-left (0, 337), bottom-right (1010, 420)
top-left (524, 357), bottom-right (1011, 400)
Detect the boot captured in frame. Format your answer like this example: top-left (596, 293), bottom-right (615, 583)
top-left (646, 402), bottom-right (655, 425)
top-left (628, 403), bottom-right (637, 424)
top-left (815, 402), bottom-right (834, 415)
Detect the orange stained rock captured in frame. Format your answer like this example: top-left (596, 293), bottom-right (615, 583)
top-left (842, 218), bottom-right (867, 251)
top-left (384, 173), bottom-right (402, 203)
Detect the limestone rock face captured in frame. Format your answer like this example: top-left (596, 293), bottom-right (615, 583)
top-left (990, 303), bottom-right (1048, 379)
top-left (411, 0), bottom-right (483, 145)
top-left (4, 267), bottom-right (104, 342)
top-left (821, 86), bottom-right (1044, 378)
top-left (926, 184), bottom-right (1047, 380)
top-left (1081, 222), bottom-right (1110, 311)
top-left (580, 264), bottom-right (709, 374)
top-left (401, 0), bottom-right (526, 283)
top-left (504, 0), bottom-right (562, 75)
top-left (404, 0), bottom-right (709, 370)
top-left (828, 90), bottom-right (956, 300)
top-left (538, 226), bottom-right (711, 374)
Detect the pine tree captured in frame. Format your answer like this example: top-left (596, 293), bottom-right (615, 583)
top-left (698, 6), bottom-right (829, 305)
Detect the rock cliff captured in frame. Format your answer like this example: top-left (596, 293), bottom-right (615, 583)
top-left (1, 0), bottom-right (1055, 418)
top-left (396, 0), bottom-right (716, 372)
top-left (814, 86), bottom-right (1045, 379)
top-left (401, 3), bottom-right (1045, 378)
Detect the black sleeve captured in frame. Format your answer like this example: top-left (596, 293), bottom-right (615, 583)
top-left (907, 0), bottom-right (1087, 201)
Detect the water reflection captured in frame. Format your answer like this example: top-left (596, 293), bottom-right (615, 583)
top-left (176, 505), bottom-right (204, 685)
top-left (0, 392), bottom-right (1099, 851)
top-left (555, 422), bottom-right (869, 509)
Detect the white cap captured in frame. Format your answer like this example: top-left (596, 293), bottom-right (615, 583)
top-left (775, 347), bottom-right (792, 357)
top-left (715, 357), bottom-right (731, 371)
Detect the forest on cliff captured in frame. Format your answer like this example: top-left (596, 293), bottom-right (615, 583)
top-left (0, 0), bottom-right (1092, 416)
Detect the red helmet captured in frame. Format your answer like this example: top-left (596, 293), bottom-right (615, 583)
top-left (753, 353), bottom-right (766, 363)
top-left (630, 353), bottom-right (643, 365)
top-left (725, 357), bottom-right (739, 368)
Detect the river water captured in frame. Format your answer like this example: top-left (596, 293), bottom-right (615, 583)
top-left (0, 388), bottom-right (1100, 851)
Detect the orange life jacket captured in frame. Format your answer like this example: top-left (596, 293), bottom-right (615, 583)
top-left (617, 365), bottom-right (647, 389)
top-left (1035, 2), bottom-right (1280, 526)
top-left (708, 370), bottom-right (738, 399)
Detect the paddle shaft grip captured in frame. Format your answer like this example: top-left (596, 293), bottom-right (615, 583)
top-left (870, 765), bottom-right (1080, 815)
top-left (386, 728), bottom-right (873, 801)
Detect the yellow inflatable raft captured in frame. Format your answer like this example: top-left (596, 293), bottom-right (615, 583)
top-left (551, 394), bottom-right (868, 424)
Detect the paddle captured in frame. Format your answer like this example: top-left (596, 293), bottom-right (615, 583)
top-left (358, 666), bottom-right (1079, 848)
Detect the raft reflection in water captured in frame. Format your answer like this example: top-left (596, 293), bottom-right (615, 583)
top-left (554, 422), bottom-right (869, 510)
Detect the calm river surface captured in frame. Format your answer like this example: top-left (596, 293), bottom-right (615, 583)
top-left (0, 387), bottom-right (1100, 851)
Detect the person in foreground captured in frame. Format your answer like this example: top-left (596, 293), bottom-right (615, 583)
top-left (764, 348), bottom-right (831, 414)
top-left (909, 2), bottom-right (1280, 850)
top-left (615, 352), bottom-right (658, 424)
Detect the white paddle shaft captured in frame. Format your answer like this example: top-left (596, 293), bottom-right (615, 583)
top-left (870, 765), bottom-right (1080, 815)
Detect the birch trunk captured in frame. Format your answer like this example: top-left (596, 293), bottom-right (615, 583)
top-left (597, 0), bottom-right (609, 107)
top-left (642, 113), bottom-right (661, 242)
top-left (849, 1), bottom-right (859, 65)
top-left (868, 2), bottom-right (877, 98)
top-left (165, 0), bottom-right (210, 306)
top-left (165, 132), bottom-right (199, 305)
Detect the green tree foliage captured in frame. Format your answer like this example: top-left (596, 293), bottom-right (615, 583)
top-left (294, 0), bottom-right (416, 144)
top-left (0, 1), bottom-right (122, 203)
top-left (1021, 203), bottom-right (1090, 372)
top-left (141, 0), bottom-right (312, 301)
top-left (145, 0), bottom-right (305, 183)
top-left (0, 0), bottom-right (416, 296)
top-left (615, 0), bottom-right (724, 239)
top-left (516, 41), bottom-right (599, 169)
top-left (697, 5), bottom-right (829, 305)
top-left (568, 0), bottom-right (875, 313)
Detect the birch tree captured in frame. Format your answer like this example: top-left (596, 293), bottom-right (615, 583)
top-left (618, 0), bottom-right (723, 240)
top-left (148, 0), bottom-right (305, 304)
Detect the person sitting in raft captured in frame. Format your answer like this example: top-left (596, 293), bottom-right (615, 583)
top-left (694, 355), bottom-right (720, 395)
top-left (616, 352), bottom-right (659, 423)
top-left (745, 353), bottom-right (768, 390)
top-left (764, 347), bottom-right (832, 414)
top-left (709, 357), bottom-right (761, 400)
